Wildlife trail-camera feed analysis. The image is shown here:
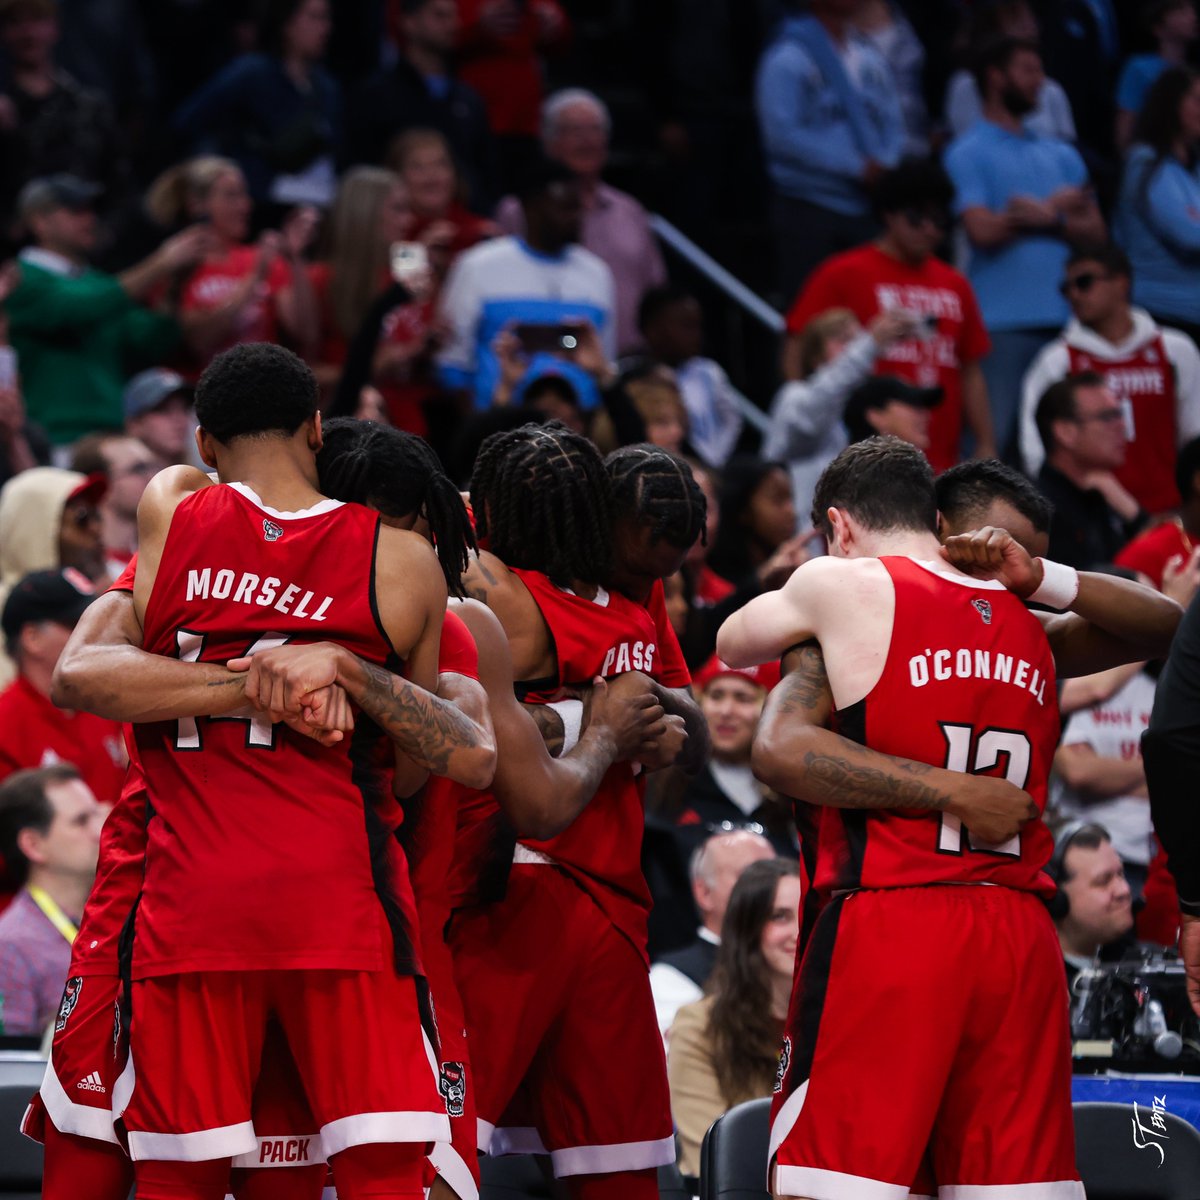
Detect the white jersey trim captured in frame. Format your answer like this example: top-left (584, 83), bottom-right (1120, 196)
top-left (37, 1054), bottom-right (119, 1145)
top-left (319, 1110), bottom-right (451, 1157)
top-left (488, 1124), bottom-right (547, 1155)
top-left (231, 1133), bottom-right (327, 1168)
top-left (907, 558), bottom-right (1006, 590)
top-left (429, 1139), bottom-right (480, 1200)
top-left (771, 1164), bottom-right (910, 1200)
top-left (548, 1135), bottom-right (676, 1177)
top-left (227, 481), bottom-right (345, 520)
top-left (768, 1077), bottom-right (808, 1167)
top-left (128, 1121), bottom-right (257, 1162)
top-left (939, 1186), bottom-right (1085, 1199)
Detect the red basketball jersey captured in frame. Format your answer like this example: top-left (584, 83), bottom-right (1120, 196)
top-left (133, 482), bottom-right (403, 978)
top-left (70, 736), bottom-right (147, 975)
top-left (399, 609), bottom-right (480, 943)
top-left (813, 557), bottom-right (1060, 899)
top-left (507, 568), bottom-right (663, 955)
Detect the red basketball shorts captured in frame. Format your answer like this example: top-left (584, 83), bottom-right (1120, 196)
top-left (116, 964), bottom-right (448, 1163)
top-left (449, 862), bottom-right (674, 1178)
top-left (23, 973), bottom-right (123, 1147)
top-left (770, 885), bottom-right (1083, 1200)
top-left (424, 922), bottom-right (479, 1200)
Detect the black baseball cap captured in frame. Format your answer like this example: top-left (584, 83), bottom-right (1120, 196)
top-left (844, 375), bottom-right (943, 442)
top-left (17, 174), bottom-right (101, 221)
top-left (2, 569), bottom-right (98, 642)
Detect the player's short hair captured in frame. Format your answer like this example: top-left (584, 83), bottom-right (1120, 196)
top-left (811, 437), bottom-right (937, 539)
top-left (470, 421), bottom-right (613, 588)
top-left (316, 418), bottom-right (475, 598)
top-left (0, 764), bottom-right (80, 889)
top-left (935, 459), bottom-right (1052, 534)
top-left (605, 444), bottom-right (707, 551)
top-left (1065, 242), bottom-right (1132, 281)
top-left (194, 343), bottom-right (318, 444)
top-left (1034, 370), bottom-right (1107, 454)
top-left (1175, 434), bottom-right (1200, 501)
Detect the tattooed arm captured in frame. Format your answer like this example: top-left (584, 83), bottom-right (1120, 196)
top-left (752, 642), bottom-right (1038, 845)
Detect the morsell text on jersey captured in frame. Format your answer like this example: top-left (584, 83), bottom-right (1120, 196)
top-left (186, 568), bottom-right (333, 622)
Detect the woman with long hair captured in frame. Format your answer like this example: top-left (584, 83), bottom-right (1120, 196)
top-left (1115, 66), bottom-right (1200, 341)
top-left (308, 166), bottom-right (443, 435)
top-left (706, 456), bottom-right (799, 585)
top-left (145, 154), bottom-right (319, 373)
top-left (667, 857), bottom-right (800, 1176)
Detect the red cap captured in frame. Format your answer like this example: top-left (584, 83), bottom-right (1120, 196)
top-left (67, 470), bottom-right (108, 506)
top-left (694, 654), bottom-right (781, 693)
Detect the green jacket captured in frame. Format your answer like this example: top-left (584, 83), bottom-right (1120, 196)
top-left (7, 255), bottom-right (180, 445)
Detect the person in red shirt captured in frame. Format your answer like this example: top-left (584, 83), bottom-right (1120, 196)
top-left (782, 158), bottom-right (995, 472)
top-left (1118, 434), bottom-right (1200, 588)
top-left (144, 155), bottom-right (319, 375)
top-left (0, 570), bottom-right (124, 804)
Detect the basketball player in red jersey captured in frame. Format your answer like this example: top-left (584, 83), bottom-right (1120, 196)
top-left (432, 425), bottom-right (703, 1200)
top-left (120, 343), bottom-right (494, 1200)
top-left (717, 438), bottom-right (1128, 1200)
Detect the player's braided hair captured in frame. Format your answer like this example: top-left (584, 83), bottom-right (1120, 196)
top-left (316, 418), bottom-right (475, 597)
top-left (605, 444), bottom-right (707, 549)
top-left (470, 421), bottom-right (612, 588)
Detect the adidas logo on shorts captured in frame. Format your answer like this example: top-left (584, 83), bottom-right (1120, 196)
top-left (76, 1071), bottom-right (106, 1094)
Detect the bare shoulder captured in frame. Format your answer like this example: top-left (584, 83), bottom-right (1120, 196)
top-left (139, 464), bottom-right (211, 520)
top-left (785, 554), bottom-right (888, 601)
top-left (450, 596), bottom-right (506, 649)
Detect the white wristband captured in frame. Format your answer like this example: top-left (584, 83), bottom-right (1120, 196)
top-left (545, 699), bottom-right (584, 754)
top-left (1028, 558), bottom-right (1079, 610)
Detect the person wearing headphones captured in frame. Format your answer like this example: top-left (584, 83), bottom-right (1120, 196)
top-left (1046, 820), bottom-right (1136, 990)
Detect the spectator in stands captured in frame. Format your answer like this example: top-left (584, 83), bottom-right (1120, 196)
top-left (145, 156), bottom-right (319, 373)
top-left (854, 0), bottom-right (929, 156)
top-left (842, 375), bottom-right (943, 448)
top-left (348, 0), bottom-right (495, 212)
top-left (122, 368), bottom-right (194, 466)
top-left (755, 0), bottom-right (905, 299)
top-left (1035, 372), bottom-right (1147, 569)
top-left (707, 457), bottom-right (800, 585)
top-left (389, 128), bottom-right (496, 264)
top-left (1115, 0), bottom-right (1197, 153)
top-left (782, 159), bottom-right (994, 472)
top-left (0, 571), bottom-right (124, 801)
top-left (1118, 436), bottom-right (1200, 587)
top-left (69, 434), bottom-right (161, 577)
top-left (1113, 67), bottom-right (1200, 346)
top-left (172, 0), bottom-right (341, 208)
top-left (1055, 652), bottom-right (1157, 896)
top-left (944, 1), bottom-right (1077, 143)
top-left (1048, 822), bottom-right (1136, 989)
top-left (1019, 243), bottom-right (1200, 514)
top-left (649, 827), bottom-right (774, 1037)
top-left (436, 155), bottom-right (615, 410)
top-left (667, 858), bottom-right (800, 1178)
top-left (767, 307), bottom-right (921, 523)
top-left (454, 0), bottom-right (570, 189)
top-left (637, 286), bottom-right (741, 469)
top-left (620, 367), bottom-right (688, 456)
top-left (0, 765), bottom-right (105, 1038)
top-left (496, 89), bottom-right (666, 355)
top-left (6, 174), bottom-right (205, 450)
top-left (309, 166), bottom-right (440, 434)
top-left (946, 36), bottom-right (1105, 455)
top-left (0, 375), bottom-right (50, 489)
top-left (0, 0), bottom-right (126, 218)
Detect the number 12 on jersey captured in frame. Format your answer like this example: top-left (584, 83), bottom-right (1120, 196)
top-left (937, 723), bottom-right (1032, 858)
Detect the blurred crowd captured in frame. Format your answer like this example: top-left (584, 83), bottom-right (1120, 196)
top-left (0, 0), bottom-right (1197, 1179)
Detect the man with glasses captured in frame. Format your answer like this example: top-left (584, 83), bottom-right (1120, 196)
top-left (1034, 371), bottom-right (1149, 568)
top-left (1020, 243), bottom-right (1200, 514)
top-left (783, 158), bottom-right (994, 472)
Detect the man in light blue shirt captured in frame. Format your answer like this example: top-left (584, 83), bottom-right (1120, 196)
top-left (946, 35), bottom-right (1105, 456)
top-left (755, 0), bottom-right (904, 302)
